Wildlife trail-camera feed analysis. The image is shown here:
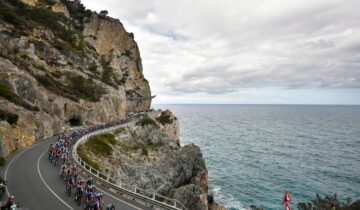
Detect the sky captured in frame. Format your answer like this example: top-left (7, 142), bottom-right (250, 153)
top-left (82, 0), bottom-right (360, 104)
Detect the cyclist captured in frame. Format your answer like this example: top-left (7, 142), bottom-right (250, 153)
top-left (66, 175), bottom-right (74, 195)
top-left (60, 163), bottom-right (67, 178)
top-left (106, 203), bottom-right (115, 210)
top-left (86, 177), bottom-right (94, 188)
top-left (83, 190), bottom-right (93, 208)
top-left (1, 195), bottom-right (15, 210)
top-left (61, 153), bottom-right (67, 164)
top-left (75, 179), bottom-right (84, 204)
top-left (95, 192), bottom-right (104, 206)
top-left (90, 200), bottom-right (101, 210)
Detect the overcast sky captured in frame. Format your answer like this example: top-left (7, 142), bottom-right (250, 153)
top-left (82, 0), bottom-right (360, 104)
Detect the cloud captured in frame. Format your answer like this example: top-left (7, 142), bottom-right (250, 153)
top-left (82, 0), bottom-right (360, 103)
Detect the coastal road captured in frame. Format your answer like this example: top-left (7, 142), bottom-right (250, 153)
top-left (3, 137), bottom-right (153, 210)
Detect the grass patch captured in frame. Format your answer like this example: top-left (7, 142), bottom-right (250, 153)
top-left (136, 115), bottom-right (159, 128)
top-left (0, 82), bottom-right (39, 111)
top-left (85, 133), bottom-right (116, 156)
top-left (117, 141), bottom-right (151, 157)
top-left (156, 111), bottom-right (173, 125)
top-left (33, 64), bottom-right (47, 72)
top-left (50, 71), bottom-right (62, 78)
top-left (77, 144), bottom-right (100, 171)
top-left (0, 109), bottom-right (19, 125)
top-left (113, 127), bottom-right (126, 135)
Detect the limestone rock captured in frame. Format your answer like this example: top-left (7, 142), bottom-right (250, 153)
top-left (0, 0), bottom-right (151, 156)
top-left (81, 116), bottom-right (225, 210)
top-left (51, 1), bottom-right (70, 18)
top-left (83, 14), bottom-right (151, 112)
top-left (21, 0), bottom-right (37, 6)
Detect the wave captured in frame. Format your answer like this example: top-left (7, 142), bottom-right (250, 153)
top-left (210, 185), bottom-right (248, 210)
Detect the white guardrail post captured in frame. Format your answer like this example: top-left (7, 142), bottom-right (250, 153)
top-left (71, 118), bottom-right (186, 210)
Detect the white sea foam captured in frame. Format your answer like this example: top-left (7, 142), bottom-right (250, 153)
top-left (210, 185), bottom-right (248, 210)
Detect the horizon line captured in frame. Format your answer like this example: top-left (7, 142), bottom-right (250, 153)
top-left (152, 103), bottom-right (360, 106)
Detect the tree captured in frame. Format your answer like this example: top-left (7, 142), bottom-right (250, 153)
top-left (99, 10), bottom-right (108, 17)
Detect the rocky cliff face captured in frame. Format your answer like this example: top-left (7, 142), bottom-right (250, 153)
top-left (0, 0), bottom-right (151, 156)
top-left (82, 13), bottom-right (152, 113)
top-left (79, 111), bottom-right (224, 210)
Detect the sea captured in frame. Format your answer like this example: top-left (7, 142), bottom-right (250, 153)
top-left (153, 104), bottom-right (360, 210)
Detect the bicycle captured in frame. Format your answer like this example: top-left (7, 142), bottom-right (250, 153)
top-left (74, 189), bottom-right (83, 206)
top-left (65, 184), bottom-right (72, 197)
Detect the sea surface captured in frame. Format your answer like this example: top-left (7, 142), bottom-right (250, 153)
top-left (153, 105), bottom-right (360, 210)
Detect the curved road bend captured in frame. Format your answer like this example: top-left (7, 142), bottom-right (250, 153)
top-left (3, 137), bottom-right (153, 210)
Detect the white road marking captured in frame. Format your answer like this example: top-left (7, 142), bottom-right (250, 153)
top-left (37, 150), bottom-right (73, 210)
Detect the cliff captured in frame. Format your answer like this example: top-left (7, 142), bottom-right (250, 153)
top-left (0, 0), bottom-right (151, 156)
top-left (78, 111), bottom-right (225, 210)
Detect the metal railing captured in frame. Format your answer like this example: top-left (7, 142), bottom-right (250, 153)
top-left (72, 119), bottom-right (187, 210)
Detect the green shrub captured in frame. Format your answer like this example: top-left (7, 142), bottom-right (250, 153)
top-left (101, 67), bottom-right (112, 83)
top-left (50, 71), bottom-right (62, 78)
top-left (156, 111), bottom-right (173, 125)
top-left (34, 64), bottom-right (47, 72)
top-left (0, 157), bottom-right (6, 167)
top-left (113, 127), bottom-right (126, 135)
top-left (125, 90), bottom-right (141, 97)
top-left (88, 62), bottom-right (98, 73)
top-left (136, 115), bottom-right (159, 128)
top-left (0, 83), bottom-right (39, 111)
top-left (20, 53), bottom-right (28, 59)
top-left (53, 38), bottom-right (73, 52)
top-left (141, 144), bottom-right (148, 156)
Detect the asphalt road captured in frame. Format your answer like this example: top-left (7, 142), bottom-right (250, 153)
top-left (2, 137), bottom-right (153, 210)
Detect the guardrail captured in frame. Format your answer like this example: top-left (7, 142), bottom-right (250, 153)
top-left (72, 118), bottom-right (187, 210)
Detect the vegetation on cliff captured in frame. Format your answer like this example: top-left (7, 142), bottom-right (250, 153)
top-left (77, 144), bottom-right (100, 171)
top-left (156, 110), bottom-right (176, 125)
top-left (76, 116), bottom-right (213, 210)
top-left (297, 194), bottom-right (360, 210)
top-left (0, 0), bottom-right (83, 53)
top-left (79, 133), bottom-right (116, 158)
top-left (136, 114), bottom-right (159, 128)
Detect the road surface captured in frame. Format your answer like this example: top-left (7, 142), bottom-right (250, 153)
top-left (2, 137), bottom-right (152, 210)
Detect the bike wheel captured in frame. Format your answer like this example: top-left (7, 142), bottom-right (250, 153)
top-left (77, 196), bottom-right (82, 206)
